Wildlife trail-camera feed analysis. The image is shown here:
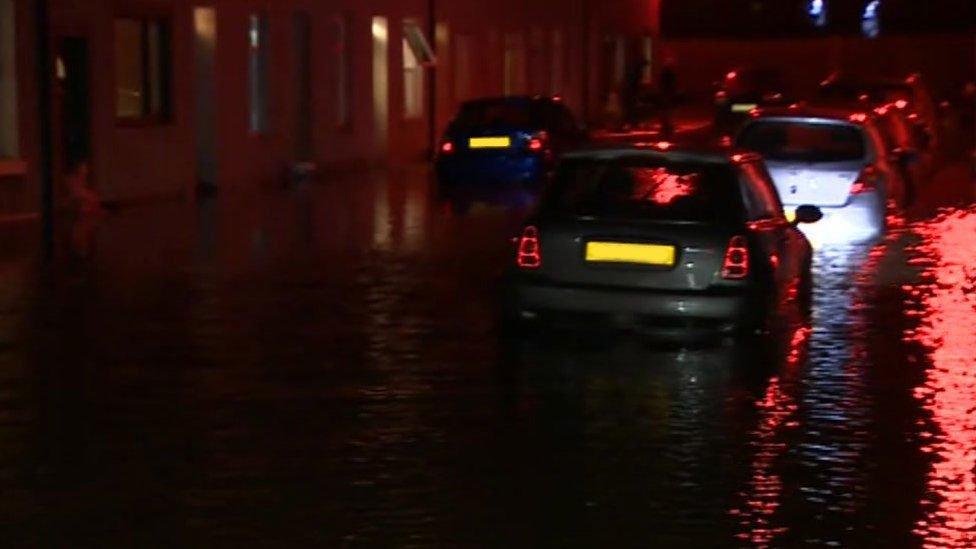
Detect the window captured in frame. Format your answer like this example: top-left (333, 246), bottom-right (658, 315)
top-left (402, 20), bottom-right (433, 120)
top-left (862, 1), bottom-right (881, 38)
top-left (807, 0), bottom-right (827, 28)
top-left (0, 0), bottom-right (18, 157)
top-left (737, 121), bottom-right (867, 163)
top-left (544, 158), bottom-right (743, 224)
top-left (739, 163), bottom-right (784, 221)
top-left (248, 14), bottom-right (270, 134)
top-left (640, 35), bottom-right (653, 84)
top-left (333, 13), bottom-right (352, 128)
top-left (114, 17), bottom-right (171, 122)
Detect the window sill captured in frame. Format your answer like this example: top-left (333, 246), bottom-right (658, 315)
top-left (0, 159), bottom-right (27, 178)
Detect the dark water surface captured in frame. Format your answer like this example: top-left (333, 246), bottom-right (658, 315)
top-left (0, 167), bottom-right (973, 547)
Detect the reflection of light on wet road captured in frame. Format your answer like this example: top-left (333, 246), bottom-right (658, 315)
top-left (903, 207), bottom-right (976, 547)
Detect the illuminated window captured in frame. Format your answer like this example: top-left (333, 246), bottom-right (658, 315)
top-left (114, 17), bottom-right (171, 122)
top-left (0, 0), bottom-right (18, 157)
top-left (862, 1), bottom-right (881, 39)
top-left (807, 0), bottom-right (827, 28)
top-left (248, 14), bottom-right (269, 134)
top-left (402, 20), bottom-right (433, 120)
top-left (333, 13), bottom-right (352, 128)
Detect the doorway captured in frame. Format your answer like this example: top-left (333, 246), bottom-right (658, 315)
top-left (371, 16), bottom-right (389, 159)
top-left (193, 6), bottom-right (217, 190)
top-left (293, 12), bottom-right (312, 163)
top-left (56, 37), bottom-right (90, 176)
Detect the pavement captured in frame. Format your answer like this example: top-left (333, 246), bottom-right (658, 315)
top-left (0, 156), bottom-right (972, 546)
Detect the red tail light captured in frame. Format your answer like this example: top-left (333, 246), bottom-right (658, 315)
top-left (527, 132), bottom-right (549, 153)
top-left (722, 236), bottom-right (750, 280)
top-left (516, 226), bottom-right (542, 269)
top-left (850, 165), bottom-right (879, 195)
top-left (439, 140), bottom-right (455, 154)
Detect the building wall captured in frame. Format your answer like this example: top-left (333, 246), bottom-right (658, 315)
top-left (8, 0), bottom-right (591, 205)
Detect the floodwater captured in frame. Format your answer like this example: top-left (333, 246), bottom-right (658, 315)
top-left (0, 165), bottom-right (973, 547)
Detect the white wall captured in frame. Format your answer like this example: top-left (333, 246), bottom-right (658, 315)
top-left (0, 0), bottom-right (19, 158)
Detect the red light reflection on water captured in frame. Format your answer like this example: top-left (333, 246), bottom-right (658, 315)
top-left (731, 324), bottom-right (808, 547)
top-left (903, 207), bottom-right (976, 547)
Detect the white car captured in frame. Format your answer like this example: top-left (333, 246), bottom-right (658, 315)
top-left (735, 106), bottom-right (910, 244)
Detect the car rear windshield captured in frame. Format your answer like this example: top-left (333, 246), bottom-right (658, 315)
top-left (737, 121), bottom-right (866, 162)
top-left (542, 157), bottom-right (743, 224)
top-left (451, 101), bottom-right (543, 131)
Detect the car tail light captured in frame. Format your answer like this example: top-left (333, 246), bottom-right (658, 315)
top-left (439, 140), bottom-right (455, 155)
top-left (850, 165), bottom-right (879, 195)
top-left (527, 132), bottom-right (549, 153)
top-left (516, 226), bottom-right (542, 269)
top-left (722, 236), bottom-right (750, 280)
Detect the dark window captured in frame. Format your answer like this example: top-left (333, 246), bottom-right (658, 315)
top-left (739, 162), bottom-right (785, 221)
top-left (451, 101), bottom-right (543, 131)
top-left (542, 157), bottom-right (744, 224)
top-left (737, 121), bottom-right (867, 162)
top-left (115, 17), bottom-right (171, 122)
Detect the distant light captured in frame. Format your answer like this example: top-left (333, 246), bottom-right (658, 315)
top-left (655, 141), bottom-right (673, 151)
top-left (862, 1), bottom-right (881, 39)
top-left (807, 0), bottom-right (827, 28)
top-left (726, 71), bottom-right (738, 81)
top-left (895, 99), bottom-right (909, 110)
top-left (731, 153), bottom-right (747, 163)
top-left (849, 113), bottom-right (868, 123)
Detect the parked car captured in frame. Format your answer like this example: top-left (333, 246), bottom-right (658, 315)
top-left (873, 103), bottom-right (935, 204)
top-left (435, 96), bottom-right (587, 189)
top-left (736, 104), bottom-right (914, 244)
top-left (503, 143), bottom-right (820, 337)
top-left (817, 72), bottom-right (942, 154)
top-left (713, 67), bottom-right (793, 134)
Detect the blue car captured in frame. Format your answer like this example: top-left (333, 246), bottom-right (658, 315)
top-left (435, 96), bottom-right (586, 188)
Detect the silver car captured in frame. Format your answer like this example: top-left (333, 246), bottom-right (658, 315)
top-left (736, 105), bottom-right (910, 245)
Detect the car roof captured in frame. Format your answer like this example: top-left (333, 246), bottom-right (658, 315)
top-left (562, 142), bottom-right (758, 166)
top-left (459, 95), bottom-right (561, 108)
top-left (820, 71), bottom-right (919, 90)
top-left (745, 102), bottom-right (875, 125)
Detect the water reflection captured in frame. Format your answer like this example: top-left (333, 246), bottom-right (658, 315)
top-left (502, 332), bottom-right (802, 545)
top-left (903, 207), bottom-right (976, 547)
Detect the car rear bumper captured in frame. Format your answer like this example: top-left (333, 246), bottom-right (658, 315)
top-left (436, 154), bottom-right (546, 185)
top-left (505, 281), bottom-right (762, 335)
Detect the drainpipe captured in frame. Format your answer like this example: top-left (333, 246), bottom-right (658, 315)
top-left (35, 0), bottom-right (54, 259)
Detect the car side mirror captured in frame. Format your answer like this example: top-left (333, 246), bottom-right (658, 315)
top-left (793, 205), bottom-right (823, 225)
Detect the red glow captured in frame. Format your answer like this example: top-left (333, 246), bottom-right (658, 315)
top-left (439, 140), bottom-right (454, 154)
top-left (726, 70), bottom-right (738, 80)
top-left (849, 113), bottom-right (868, 123)
top-left (720, 135), bottom-right (733, 147)
top-left (516, 226), bottom-right (541, 269)
top-left (722, 236), bottom-right (750, 280)
top-left (731, 153), bottom-right (747, 163)
top-left (654, 141), bottom-right (673, 151)
top-left (749, 108), bottom-right (762, 118)
top-left (631, 168), bottom-right (696, 205)
top-left (894, 99), bottom-right (909, 110)
top-left (850, 165), bottom-right (878, 195)
top-left (903, 207), bottom-right (976, 547)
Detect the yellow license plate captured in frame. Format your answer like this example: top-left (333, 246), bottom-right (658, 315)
top-left (585, 242), bottom-right (676, 266)
top-left (731, 103), bottom-right (758, 113)
top-left (468, 136), bottom-right (511, 149)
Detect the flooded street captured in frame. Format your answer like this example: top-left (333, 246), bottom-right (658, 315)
top-left (0, 165), bottom-right (973, 547)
